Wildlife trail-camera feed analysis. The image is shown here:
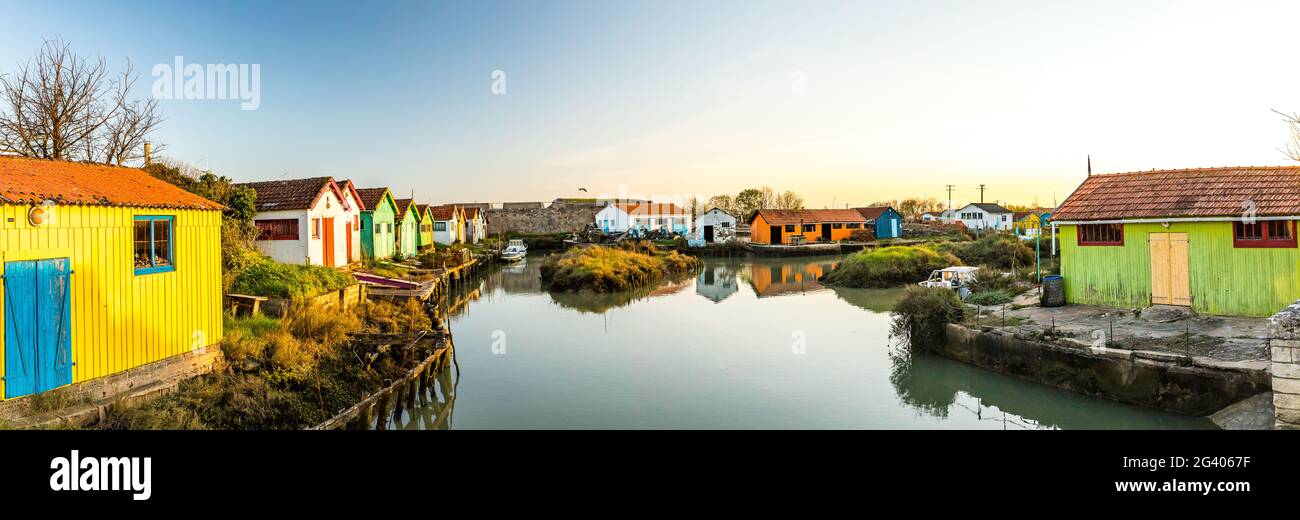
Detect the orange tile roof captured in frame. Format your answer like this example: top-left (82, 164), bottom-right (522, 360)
top-left (427, 205), bottom-right (458, 220)
top-left (750, 208), bottom-right (868, 225)
top-left (0, 156), bottom-right (220, 210)
top-left (612, 202), bottom-right (689, 215)
top-left (1053, 167), bottom-right (1300, 221)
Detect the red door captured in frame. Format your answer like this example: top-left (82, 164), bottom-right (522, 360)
top-left (322, 217), bottom-right (335, 267)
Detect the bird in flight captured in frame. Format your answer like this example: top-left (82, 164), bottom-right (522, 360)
top-left (578, 187), bottom-right (588, 192)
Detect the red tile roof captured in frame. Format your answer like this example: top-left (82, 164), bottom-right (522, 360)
top-left (428, 205), bottom-right (458, 220)
top-left (238, 176), bottom-right (341, 212)
top-left (750, 209), bottom-right (868, 225)
top-left (354, 187), bottom-right (391, 210)
top-left (0, 156), bottom-right (220, 210)
top-left (853, 206), bottom-right (893, 219)
top-left (1053, 167), bottom-right (1300, 221)
top-left (335, 179), bottom-right (365, 210)
top-left (463, 207), bottom-right (480, 219)
top-left (393, 198), bottom-right (417, 220)
top-left (612, 202), bottom-right (689, 215)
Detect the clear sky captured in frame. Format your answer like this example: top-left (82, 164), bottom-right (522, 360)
top-left (6, 0), bottom-right (1300, 209)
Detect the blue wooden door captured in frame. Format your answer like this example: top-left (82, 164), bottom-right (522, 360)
top-left (4, 260), bottom-right (37, 398)
top-left (4, 258), bottom-right (72, 398)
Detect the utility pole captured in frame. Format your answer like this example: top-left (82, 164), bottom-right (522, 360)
top-left (945, 184), bottom-right (955, 210)
top-left (977, 184), bottom-right (987, 203)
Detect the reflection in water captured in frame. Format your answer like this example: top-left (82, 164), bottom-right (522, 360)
top-left (389, 354), bottom-right (459, 430)
top-left (400, 254), bottom-right (1214, 429)
top-left (695, 263), bottom-right (738, 303)
top-left (744, 257), bottom-right (839, 297)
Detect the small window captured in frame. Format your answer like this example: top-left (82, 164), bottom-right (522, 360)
top-left (721, 222), bottom-right (731, 228)
top-left (802, 224), bottom-right (816, 232)
top-left (255, 219), bottom-right (299, 241)
top-left (1234, 220), bottom-right (1296, 248)
top-left (1078, 223), bottom-right (1123, 246)
top-left (361, 219), bottom-right (366, 230)
top-left (847, 223), bottom-right (861, 229)
top-left (784, 225), bottom-right (795, 232)
top-left (434, 222), bottom-right (447, 231)
top-left (312, 219), bottom-right (321, 239)
top-left (134, 216), bottom-right (175, 274)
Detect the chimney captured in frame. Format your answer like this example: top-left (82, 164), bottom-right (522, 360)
top-left (144, 142), bottom-right (152, 165)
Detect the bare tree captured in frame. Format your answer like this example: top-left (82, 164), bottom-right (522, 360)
top-left (1275, 109), bottom-right (1300, 161)
top-left (773, 190), bottom-right (804, 210)
top-left (0, 37), bottom-right (161, 165)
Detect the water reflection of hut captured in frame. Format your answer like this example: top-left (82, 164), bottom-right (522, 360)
top-left (695, 263), bottom-right (739, 303)
top-left (747, 259), bottom-right (839, 297)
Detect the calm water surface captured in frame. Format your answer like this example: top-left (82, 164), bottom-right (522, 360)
top-left (393, 255), bottom-right (1214, 430)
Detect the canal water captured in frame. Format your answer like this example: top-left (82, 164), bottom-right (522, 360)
top-left (393, 255), bottom-right (1214, 430)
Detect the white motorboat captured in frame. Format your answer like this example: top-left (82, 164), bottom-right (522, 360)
top-left (500, 239), bottom-right (528, 262)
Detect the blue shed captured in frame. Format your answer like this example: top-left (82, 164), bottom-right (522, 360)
top-left (854, 206), bottom-right (904, 239)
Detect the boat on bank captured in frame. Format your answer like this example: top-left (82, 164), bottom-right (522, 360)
top-left (501, 239), bottom-right (528, 262)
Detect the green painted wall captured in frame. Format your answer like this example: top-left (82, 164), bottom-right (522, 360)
top-left (397, 208), bottom-right (419, 257)
top-left (361, 192), bottom-right (397, 259)
top-left (1060, 221), bottom-right (1300, 316)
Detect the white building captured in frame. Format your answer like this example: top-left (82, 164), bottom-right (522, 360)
top-left (463, 207), bottom-right (486, 243)
top-left (336, 179), bottom-right (364, 262)
top-left (954, 203), bottom-right (1014, 231)
top-left (595, 202), bottom-right (692, 234)
top-left (920, 212), bottom-right (938, 221)
top-left (693, 207), bottom-right (737, 243)
top-left (241, 177), bottom-right (360, 267)
top-left (430, 205), bottom-right (465, 245)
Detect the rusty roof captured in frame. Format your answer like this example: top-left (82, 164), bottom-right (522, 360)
top-left (1053, 167), bottom-right (1300, 221)
top-left (0, 156), bottom-right (221, 210)
top-left (750, 208), bottom-right (869, 225)
top-left (237, 176), bottom-right (342, 212)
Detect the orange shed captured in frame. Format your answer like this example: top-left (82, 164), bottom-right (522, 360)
top-left (748, 209), bottom-right (869, 244)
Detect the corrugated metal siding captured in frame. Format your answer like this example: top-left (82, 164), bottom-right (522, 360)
top-left (1061, 222), bottom-right (1300, 316)
top-left (0, 204), bottom-right (224, 398)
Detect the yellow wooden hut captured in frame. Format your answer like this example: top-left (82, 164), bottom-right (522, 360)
top-left (0, 157), bottom-right (224, 399)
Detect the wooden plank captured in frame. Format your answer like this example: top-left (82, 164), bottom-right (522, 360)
top-left (1149, 233), bottom-right (1171, 305)
top-left (1170, 233), bottom-right (1191, 306)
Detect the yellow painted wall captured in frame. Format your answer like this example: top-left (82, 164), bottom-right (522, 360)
top-left (0, 204), bottom-right (224, 398)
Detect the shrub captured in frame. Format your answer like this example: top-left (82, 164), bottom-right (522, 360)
top-left (890, 286), bottom-right (964, 350)
top-left (228, 257), bottom-right (353, 298)
top-left (849, 229), bottom-right (875, 242)
top-left (540, 243), bottom-right (702, 292)
top-left (821, 246), bottom-right (960, 288)
top-left (356, 298), bottom-right (432, 334)
top-left (965, 289), bottom-right (1014, 306)
top-left (944, 234), bottom-right (1033, 270)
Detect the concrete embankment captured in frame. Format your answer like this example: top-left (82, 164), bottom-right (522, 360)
top-left (939, 324), bottom-right (1270, 416)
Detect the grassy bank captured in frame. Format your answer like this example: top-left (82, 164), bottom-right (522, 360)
top-left (821, 245), bottom-right (959, 288)
top-left (99, 299), bottom-right (436, 430)
top-left (539, 241), bottom-right (702, 292)
top-left (229, 256), bottom-right (354, 298)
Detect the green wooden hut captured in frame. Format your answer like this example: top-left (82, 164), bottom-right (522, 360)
top-left (356, 187), bottom-right (398, 259)
top-left (1054, 166), bottom-right (1300, 317)
top-left (393, 198), bottom-right (420, 258)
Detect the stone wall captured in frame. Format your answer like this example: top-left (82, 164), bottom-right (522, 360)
top-left (487, 205), bottom-right (601, 236)
top-left (941, 324), bottom-right (1270, 416)
top-left (1268, 301), bottom-right (1300, 429)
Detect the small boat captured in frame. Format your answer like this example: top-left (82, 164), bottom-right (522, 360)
top-left (919, 266), bottom-right (979, 299)
top-left (500, 239), bottom-right (527, 262)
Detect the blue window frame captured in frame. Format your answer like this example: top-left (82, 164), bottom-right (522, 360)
top-left (133, 216), bottom-right (175, 274)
